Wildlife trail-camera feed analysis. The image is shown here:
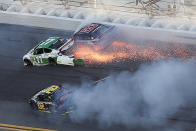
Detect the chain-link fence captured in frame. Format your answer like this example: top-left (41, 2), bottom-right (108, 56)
top-left (1, 0), bottom-right (196, 17)
top-left (55, 0), bottom-right (196, 16)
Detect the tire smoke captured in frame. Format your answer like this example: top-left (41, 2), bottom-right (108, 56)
top-left (61, 60), bottom-right (196, 127)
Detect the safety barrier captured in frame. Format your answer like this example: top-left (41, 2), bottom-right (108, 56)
top-left (0, 1), bottom-right (196, 33)
top-left (0, 11), bottom-right (81, 30)
top-left (0, 8), bottom-right (196, 47)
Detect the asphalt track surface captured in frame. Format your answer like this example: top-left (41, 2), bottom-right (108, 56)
top-left (0, 23), bottom-right (196, 131)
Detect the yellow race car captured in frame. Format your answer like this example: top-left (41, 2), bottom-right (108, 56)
top-left (29, 85), bottom-right (74, 115)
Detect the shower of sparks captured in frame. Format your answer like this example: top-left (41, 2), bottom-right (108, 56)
top-left (73, 41), bottom-right (195, 65)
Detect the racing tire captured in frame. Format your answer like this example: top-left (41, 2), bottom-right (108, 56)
top-left (48, 57), bottom-right (57, 66)
top-left (24, 59), bottom-right (33, 67)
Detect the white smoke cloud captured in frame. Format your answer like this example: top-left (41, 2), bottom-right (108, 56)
top-left (60, 60), bottom-right (196, 127)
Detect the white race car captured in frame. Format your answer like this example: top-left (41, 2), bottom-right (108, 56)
top-left (23, 37), bottom-right (84, 66)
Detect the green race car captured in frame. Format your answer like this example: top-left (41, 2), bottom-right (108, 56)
top-left (23, 37), bottom-right (84, 66)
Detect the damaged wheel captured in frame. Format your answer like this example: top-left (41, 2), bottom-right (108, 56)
top-left (48, 57), bottom-right (57, 66)
top-left (24, 59), bottom-right (33, 67)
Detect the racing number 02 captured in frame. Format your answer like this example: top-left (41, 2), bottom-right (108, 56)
top-left (37, 102), bottom-right (45, 110)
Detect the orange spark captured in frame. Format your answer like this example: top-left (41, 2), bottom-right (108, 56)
top-left (73, 41), bottom-right (195, 65)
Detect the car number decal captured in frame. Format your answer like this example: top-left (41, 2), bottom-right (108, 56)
top-left (80, 24), bottom-right (98, 33)
top-left (34, 56), bottom-right (43, 64)
top-left (37, 102), bottom-right (45, 110)
top-left (42, 86), bottom-right (59, 94)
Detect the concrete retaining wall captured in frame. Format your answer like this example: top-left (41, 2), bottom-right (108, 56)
top-left (0, 11), bottom-right (82, 31)
top-left (0, 11), bottom-right (195, 46)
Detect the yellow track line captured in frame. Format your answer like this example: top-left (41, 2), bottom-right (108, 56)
top-left (0, 126), bottom-right (28, 131)
top-left (0, 123), bottom-right (57, 131)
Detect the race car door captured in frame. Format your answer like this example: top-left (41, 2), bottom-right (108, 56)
top-left (32, 48), bottom-right (45, 65)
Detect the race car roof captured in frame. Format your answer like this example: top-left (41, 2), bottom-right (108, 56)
top-left (40, 85), bottom-right (61, 94)
top-left (77, 23), bottom-right (103, 34)
top-left (37, 37), bottom-right (60, 49)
